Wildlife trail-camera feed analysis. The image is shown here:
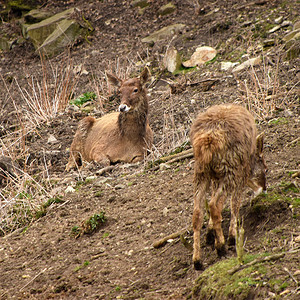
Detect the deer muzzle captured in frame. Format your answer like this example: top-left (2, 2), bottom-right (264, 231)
top-left (119, 104), bottom-right (131, 112)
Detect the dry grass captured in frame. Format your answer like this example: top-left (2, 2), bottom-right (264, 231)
top-left (238, 55), bottom-right (299, 120)
top-left (0, 54), bottom-right (77, 235)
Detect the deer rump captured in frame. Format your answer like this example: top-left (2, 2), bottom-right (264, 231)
top-left (66, 68), bottom-right (153, 170)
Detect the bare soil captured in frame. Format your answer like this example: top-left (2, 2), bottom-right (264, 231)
top-left (0, 1), bottom-right (299, 299)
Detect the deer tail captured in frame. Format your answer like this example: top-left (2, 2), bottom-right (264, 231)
top-left (78, 116), bottom-right (95, 138)
top-left (192, 129), bottom-right (226, 167)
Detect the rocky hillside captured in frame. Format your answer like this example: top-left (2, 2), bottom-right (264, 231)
top-left (0, 1), bottom-right (299, 299)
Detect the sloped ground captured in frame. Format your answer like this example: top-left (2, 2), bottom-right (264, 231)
top-left (0, 1), bottom-right (299, 299)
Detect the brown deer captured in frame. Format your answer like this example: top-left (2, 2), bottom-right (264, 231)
top-left (190, 104), bottom-right (267, 270)
top-left (66, 68), bottom-right (153, 171)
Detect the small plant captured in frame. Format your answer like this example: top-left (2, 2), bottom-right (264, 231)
top-left (83, 212), bottom-right (106, 233)
top-left (70, 92), bottom-right (97, 107)
top-left (70, 211), bottom-right (107, 238)
top-left (74, 260), bottom-right (90, 272)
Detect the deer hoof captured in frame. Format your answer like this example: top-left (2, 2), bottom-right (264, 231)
top-left (193, 260), bottom-right (204, 270)
top-left (216, 244), bottom-right (226, 257)
top-left (206, 229), bottom-right (215, 247)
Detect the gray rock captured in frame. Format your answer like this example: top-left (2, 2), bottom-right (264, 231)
top-left (25, 8), bottom-right (88, 56)
top-left (0, 37), bottom-right (14, 51)
top-left (294, 20), bottom-right (300, 31)
top-left (283, 29), bottom-right (300, 42)
top-left (24, 9), bottom-right (53, 24)
top-left (141, 24), bottom-right (185, 44)
top-left (232, 57), bottom-right (261, 73)
top-left (132, 0), bottom-right (149, 8)
top-left (163, 48), bottom-right (182, 73)
top-left (38, 19), bottom-right (83, 56)
top-left (158, 3), bottom-right (176, 16)
top-left (27, 8), bottom-right (76, 46)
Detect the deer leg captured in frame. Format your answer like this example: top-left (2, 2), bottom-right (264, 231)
top-left (206, 201), bottom-right (215, 247)
top-left (209, 185), bottom-right (227, 257)
top-left (192, 180), bottom-right (207, 270)
top-left (66, 151), bottom-right (82, 171)
top-left (228, 190), bottom-right (242, 246)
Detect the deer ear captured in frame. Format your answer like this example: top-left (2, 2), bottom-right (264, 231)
top-left (256, 133), bottom-right (264, 155)
top-left (106, 73), bottom-right (122, 87)
top-left (140, 67), bottom-right (150, 86)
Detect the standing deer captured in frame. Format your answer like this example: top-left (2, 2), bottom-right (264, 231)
top-left (190, 104), bottom-right (267, 270)
top-left (66, 68), bottom-right (153, 171)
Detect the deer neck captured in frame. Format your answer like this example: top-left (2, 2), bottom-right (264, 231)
top-left (118, 105), bottom-right (148, 140)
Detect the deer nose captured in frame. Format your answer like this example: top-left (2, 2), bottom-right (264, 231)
top-left (119, 104), bottom-right (130, 112)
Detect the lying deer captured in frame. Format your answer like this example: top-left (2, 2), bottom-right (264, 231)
top-left (190, 104), bottom-right (267, 270)
top-left (66, 68), bottom-right (153, 171)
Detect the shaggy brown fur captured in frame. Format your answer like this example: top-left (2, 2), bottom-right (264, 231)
top-left (66, 68), bottom-right (153, 171)
top-left (190, 104), bottom-right (267, 270)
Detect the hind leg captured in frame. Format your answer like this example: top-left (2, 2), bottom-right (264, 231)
top-left (228, 190), bottom-right (242, 246)
top-left (209, 185), bottom-right (227, 257)
top-left (192, 179), bottom-right (208, 270)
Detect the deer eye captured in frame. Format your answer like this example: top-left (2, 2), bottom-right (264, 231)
top-left (133, 88), bottom-right (139, 94)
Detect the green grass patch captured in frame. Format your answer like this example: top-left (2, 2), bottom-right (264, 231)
top-left (269, 117), bottom-right (289, 125)
top-left (191, 254), bottom-right (268, 299)
top-left (70, 92), bottom-right (96, 107)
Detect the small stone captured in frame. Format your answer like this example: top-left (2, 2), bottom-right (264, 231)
top-left (220, 61), bottom-right (239, 71)
top-left (163, 207), bottom-right (168, 216)
top-left (158, 3), bottom-right (176, 16)
top-left (163, 47), bottom-right (182, 73)
top-left (159, 163), bottom-right (171, 170)
top-left (269, 25), bottom-right (281, 33)
top-left (47, 134), bottom-right (58, 144)
top-left (274, 16), bottom-right (283, 24)
top-left (115, 184), bottom-right (126, 190)
top-left (132, 0), bottom-right (149, 8)
top-left (65, 186), bottom-right (75, 193)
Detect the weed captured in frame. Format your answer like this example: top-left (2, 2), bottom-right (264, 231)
top-left (84, 212), bottom-right (106, 232)
top-left (70, 92), bottom-right (97, 107)
top-left (102, 232), bottom-right (110, 239)
top-left (70, 211), bottom-right (107, 238)
top-left (43, 196), bottom-right (64, 209)
top-left (94, 191), bottom-right (103, 197)
top-left (74, 261), bottom-right (90, 272)
top-left (269, 117), bottom-right (289, 125)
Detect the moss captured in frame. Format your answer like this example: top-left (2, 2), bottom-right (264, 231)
top-left (191, 254), bottom-right (269, 299)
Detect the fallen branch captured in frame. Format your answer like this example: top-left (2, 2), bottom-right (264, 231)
top-left (228, 252), bottom-right (285, 275)
top-left (148, 149), bottom-right (193, 171)
top-left (153, 227), bottom-right (192, 248)
top-left (96, 165), bottom-right (116, 176)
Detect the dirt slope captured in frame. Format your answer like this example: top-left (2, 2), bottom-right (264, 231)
top-left (0, 1), bottom-right (299, 299)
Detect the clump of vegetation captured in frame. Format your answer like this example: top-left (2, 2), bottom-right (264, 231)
top-left (70, 92), bottom-right (96, 107)
top-left (70, 211), bottom-right (107, 238)
top-left (190, 253), bottom-right (275, 299)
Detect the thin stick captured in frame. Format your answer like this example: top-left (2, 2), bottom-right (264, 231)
top-left (20, 268), bottom-right (47, 291)
top-left (228, 253), bottom-right (285, 275)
